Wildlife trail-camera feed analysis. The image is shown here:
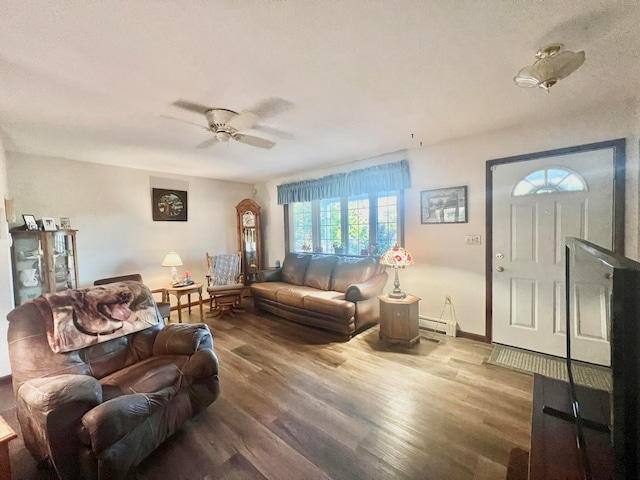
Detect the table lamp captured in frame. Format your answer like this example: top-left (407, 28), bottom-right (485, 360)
top-left (162, 251), bottom-right (183, 283)
top-left (380, 246), bottom-right (413, 299)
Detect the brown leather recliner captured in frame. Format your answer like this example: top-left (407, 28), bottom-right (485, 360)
top-left (7, 283), bottom-right (220, 479)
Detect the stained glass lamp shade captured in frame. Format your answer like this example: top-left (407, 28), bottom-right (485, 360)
top-left (380, 246), bottom-right (414, 299)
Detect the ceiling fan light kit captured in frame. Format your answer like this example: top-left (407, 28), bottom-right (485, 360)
top-left (514, 43), bottom-right (585, 93)
top-left (171, 101), bottom-right (280, 149)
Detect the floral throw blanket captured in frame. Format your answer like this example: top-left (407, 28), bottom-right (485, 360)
top-left (42, 281), bottom-right (160, 353)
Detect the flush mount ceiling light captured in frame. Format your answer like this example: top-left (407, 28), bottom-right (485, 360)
top-left (514, 43), bottom-right (585, 93)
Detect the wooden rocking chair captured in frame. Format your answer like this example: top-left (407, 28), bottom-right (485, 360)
top-left (205, 252), bottom-right (244, 317)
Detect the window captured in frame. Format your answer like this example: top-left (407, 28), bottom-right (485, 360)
top-left (319, 198), bottom-right (341, 253)
top-left (288, 191), bottom-right (402, 255)
top-left (291, 201), bottom-right (313, 251)
top-left (513, 167), bottom-right (587, 196)
top-left (376, 192), bottom-right (398, 253)
top-left (347, 194), bottom-right (369, 255)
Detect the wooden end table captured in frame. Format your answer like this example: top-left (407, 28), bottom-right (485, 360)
top-left (0, 414), bottom-right (17, 480)
top-left (378, 294), bottom-right (421, 347)
top-left (166, 282), bottom-right (204, 323)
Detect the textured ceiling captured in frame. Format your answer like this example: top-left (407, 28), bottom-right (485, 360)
top-left (1, 1), bottom-right (639, 183)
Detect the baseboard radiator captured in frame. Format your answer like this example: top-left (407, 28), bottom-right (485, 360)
top-left (419, 315), bottom-right (457, 337)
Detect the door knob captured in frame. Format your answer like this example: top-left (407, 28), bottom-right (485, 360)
top-left (496, 266), bottom-right (504, 272)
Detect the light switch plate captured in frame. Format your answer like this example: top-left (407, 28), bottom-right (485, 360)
top-left (465, 234), bottom-right (481, 245)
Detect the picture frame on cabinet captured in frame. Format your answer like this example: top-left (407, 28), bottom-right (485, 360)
top-left (42, 217), bottom-right (57, 231)
top-left (22, 214), bottom-right (38, 231)
top-left (60, 217), bottom-right (71, 229)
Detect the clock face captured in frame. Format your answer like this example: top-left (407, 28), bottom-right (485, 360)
top-left (242, 211), bottom-right (255, 227)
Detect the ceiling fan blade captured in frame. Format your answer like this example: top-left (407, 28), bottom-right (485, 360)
top-left (161, 114), bottom-right (209, 130)
top-left (196, 137), bottom-right (219, 149)
top-left (247, 97), bottom-right (293, 119)
top-left (171, 100), bottom-right (212, 115)
top-left (227, 111), bottom-right (259, 131)
top-left (253, 125), bottom-right (294, 140)
top-left (233, 134), bottom-right (275, 149)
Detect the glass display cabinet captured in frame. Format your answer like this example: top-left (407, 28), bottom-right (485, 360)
top-left (10, 229), bottom-right (79, 305)
top-left (236, 199), bottom-right (262, 286)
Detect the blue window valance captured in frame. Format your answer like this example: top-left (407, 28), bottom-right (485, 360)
top-left (277, 160), bottom-right (410, 204)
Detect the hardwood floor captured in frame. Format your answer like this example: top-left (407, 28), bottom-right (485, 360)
top-left (1, 300), bottom-right (533, 480)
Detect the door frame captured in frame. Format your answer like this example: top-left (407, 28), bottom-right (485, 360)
top-left (485, 139), bottom-right (627, 343)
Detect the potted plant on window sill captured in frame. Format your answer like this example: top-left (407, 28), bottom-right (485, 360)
top-left (333, 242), bottom-right (346, 255)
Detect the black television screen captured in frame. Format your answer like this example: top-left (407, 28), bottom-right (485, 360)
top-left (566, 237), bottom-right (640, 479)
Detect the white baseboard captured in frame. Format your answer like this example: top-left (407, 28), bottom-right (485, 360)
top-left (419, 315), bottom-right (457, 337)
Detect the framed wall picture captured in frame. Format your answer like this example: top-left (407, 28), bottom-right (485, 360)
top-left (152, 188), bottom-right (188, 222)
top-left (420, 185), bottom-right (468, 224)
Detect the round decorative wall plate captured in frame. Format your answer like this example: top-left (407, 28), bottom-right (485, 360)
top-left (152, 188), bottom-right (188, 222)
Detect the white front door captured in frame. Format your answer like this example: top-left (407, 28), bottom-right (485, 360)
top-left (492, 148), bottom-right (616, 365)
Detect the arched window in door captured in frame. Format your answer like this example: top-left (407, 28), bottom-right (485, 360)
top-left (512, 167), bottom-right (587, 196)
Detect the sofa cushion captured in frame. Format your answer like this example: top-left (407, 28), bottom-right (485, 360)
top-left (303, 291), bottom-right (355, 320)
top-left (281, 253), bottom-right (312, 285)
top-left (250, 281), bottom-right (289, 302)
top-left (304, 255), bottom-right (339, 291)
top-left (331, 257), bottom-right (379, 292)
top-left (275, 286), bottom-right (321, 309)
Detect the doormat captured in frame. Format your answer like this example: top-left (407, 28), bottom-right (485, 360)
top-left (487, 344), bottom-right (612, 392)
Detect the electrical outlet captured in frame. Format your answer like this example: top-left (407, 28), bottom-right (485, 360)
top-left (465, 234), bottom-right (481, 245)
top-left (445, 295), bottom-right (452, 304)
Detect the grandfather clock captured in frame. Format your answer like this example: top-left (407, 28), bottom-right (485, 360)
top-left (236, 198), bottom-right (262, 287)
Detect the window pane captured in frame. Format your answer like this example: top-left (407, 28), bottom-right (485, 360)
top-left (514, 168), bottom-right (586, 196)
top-left (557, 173), bottom-right (586, 191)
top-left (525, 170), bottom-right (546, 187)
top-left (376, 192), bottom-right (397, 253)
top-left (347, 194), bottom-right (369, 255)
top-left (513, 181), bottom-right (536, 196)
top-left (292, 202), bottom-right (313, 251)
top-left (547, 169), bottom-right (569, 186)
top-left (320, 198), bottom-right (341, 253)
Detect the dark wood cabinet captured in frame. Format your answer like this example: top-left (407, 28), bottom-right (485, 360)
top-left (378, 294), bottom-right (421, 347)
top-left (236, 199), bottom-right (262, 287)
top-left (10, 229), bottom-right (79, 305)
top-left (529, 374), bottom-right (613, 479)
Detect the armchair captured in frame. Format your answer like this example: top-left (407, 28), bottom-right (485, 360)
top-left (94, 273), bottom-right (171, 320)
top-left (7, 282), bottom-right (220, 479)
top-left (206, 252), bottom-right (244, 317)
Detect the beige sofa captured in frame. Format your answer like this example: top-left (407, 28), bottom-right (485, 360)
top-left (250, 253), bottom-right (388, 338)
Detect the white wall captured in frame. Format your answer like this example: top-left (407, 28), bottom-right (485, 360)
top-left (6, 153), bottom-right (255, 289)
top-left (260, 103), bottom-right (640, 337)
top-left (0, 137), bottom-right (14, 375)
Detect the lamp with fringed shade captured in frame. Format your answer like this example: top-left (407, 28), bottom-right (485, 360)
top-left (379, 246), bottom-right (413, 299)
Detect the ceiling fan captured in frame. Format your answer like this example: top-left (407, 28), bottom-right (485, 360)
top-left (169, 98), bottom-right (292, 149)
